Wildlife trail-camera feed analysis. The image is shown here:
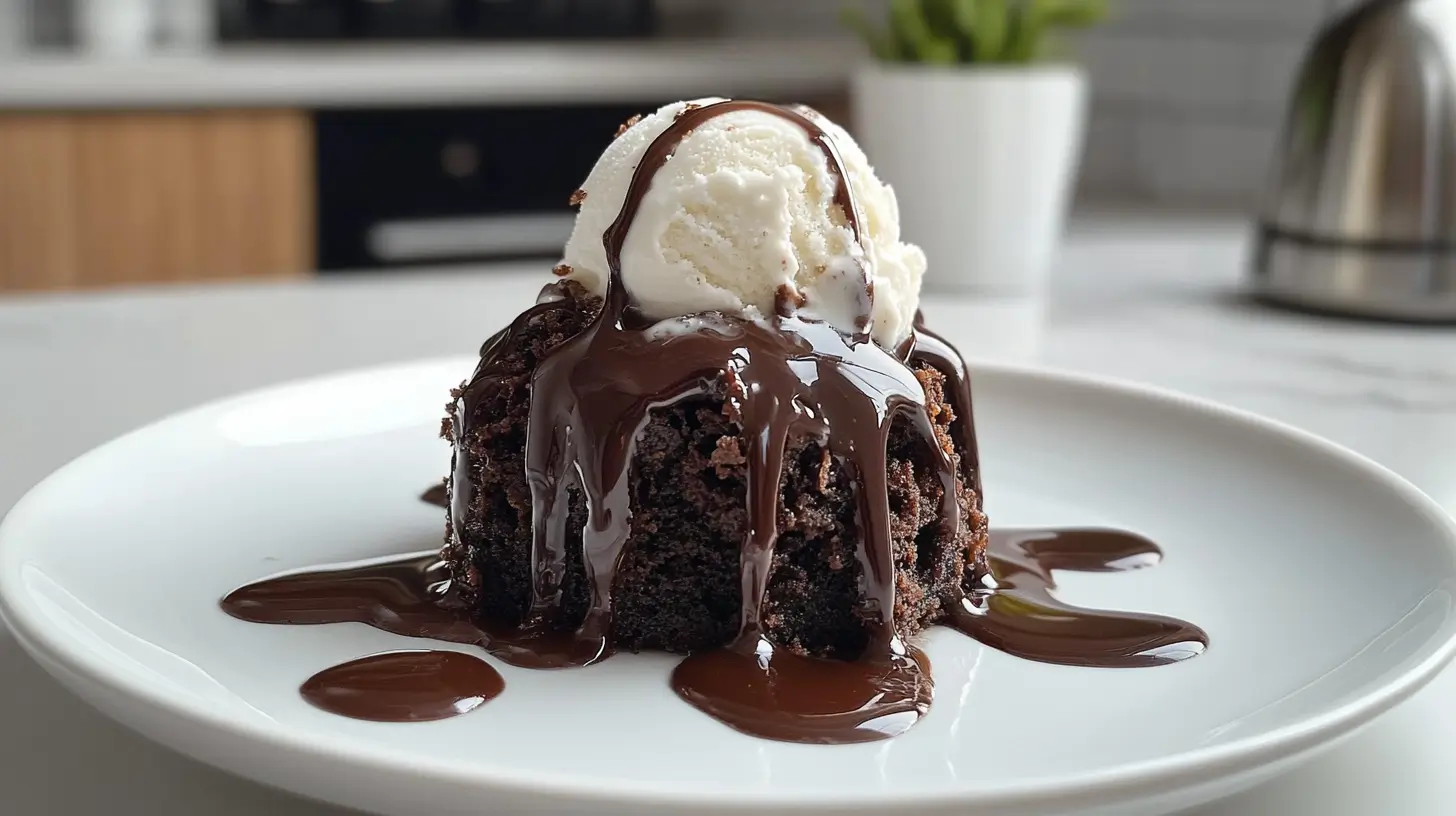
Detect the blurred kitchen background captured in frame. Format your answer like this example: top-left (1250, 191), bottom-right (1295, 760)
top-left (0, 0), bottom-right (1364, 291)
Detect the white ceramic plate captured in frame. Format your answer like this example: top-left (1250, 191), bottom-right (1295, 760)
top-left (3, 358), bottom-right (1456, 816)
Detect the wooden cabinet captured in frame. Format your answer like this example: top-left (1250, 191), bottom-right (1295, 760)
top-left (0, 110), bottom-right (314, 291)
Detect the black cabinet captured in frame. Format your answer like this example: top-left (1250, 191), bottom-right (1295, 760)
top-left (315, 104), bottom-right (652, 270)
top-left (218, 0), bottom-right (655, 41)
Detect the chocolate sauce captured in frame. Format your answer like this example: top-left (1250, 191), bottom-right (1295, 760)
top-left (450, 99), bottom-right (959, 669)
top-left (946, 530), bottom-right (1207, 668)
top-left (906, 317), bottom-right (983, 497)
top-left (671, 642), bottom-right (932, 744)
top-left (226, 99), bottom-right (1207, 739)
top-left (420, 484), bottom-right (448, 508)
top-left (220, 553), bottom-right (599, 671)
top-left (222, 528), bottom-right (1205, 733)
top-left (301, 650), bottom-right (503, 722)
top-left (224, 554), bottom-right (468, 636)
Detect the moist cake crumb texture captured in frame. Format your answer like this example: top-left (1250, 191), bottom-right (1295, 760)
top-left (443, 281), bottom-right (988, 659)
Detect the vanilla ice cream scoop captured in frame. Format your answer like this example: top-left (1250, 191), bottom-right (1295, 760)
top-left (559, 98), bottom-right (926, 348)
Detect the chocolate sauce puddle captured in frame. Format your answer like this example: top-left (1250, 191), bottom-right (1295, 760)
top-left (946, 529), bottom-right (1208, 668)
top-left (220, 554), bottom-right (592, 670)
top-left (301, 650), bottom-right (503, 722)
top-left (671, 642), bottom-right (932, 744)
top-left (222, 527), bottom-right (1206, 738)
top-left (420, 484), bottom-right (448, 508)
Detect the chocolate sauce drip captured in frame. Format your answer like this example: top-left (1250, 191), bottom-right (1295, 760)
top-left (450, 297), bottom-right (565, 562)
top-left (944, 529), bottom-right (1208, 668)
top-left (1012, 528), bottom-right (1164, 573)
top-left (222, 554), bottom-right (478, 641)
top-left (670, 645), bottom-right (931, 744)
top-left (301, 651), bottom-right (503, 722)
top-left (452, 99), bottom-right (962, 669)
top-left (907, 317), bottom-right (983, 497)
top-left (221, 528), bottom-right (1204, 731)
top-left (220, 553), bottom-right (605, 671)
top-left (604, 101), bottom-right (866, 300)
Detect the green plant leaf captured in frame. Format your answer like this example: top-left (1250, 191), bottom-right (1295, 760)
top-left (1037, 0), bottom-right (1109, 28)
top-left (950, 0), bottom-right (977, 59)
top-left (889, 0), bottom-right (960, 63)
top-left (840, 5), bottom-right (900, 60)
top-left (1005, 0), bottom-right (1044, 63)
top-left (972, 0), bottom-right (1010, 62)
top-left (889, 0), bottom-right (932, 59)
top-left (921, 36), bottom-right (962, 63)
top-left (845, 0), bottom-right (1109, 64)
top-left (922, 0), bottom-right (962, 39)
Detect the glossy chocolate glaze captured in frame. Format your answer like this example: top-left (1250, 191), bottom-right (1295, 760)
top-left (224, 528), bottom-right (1205, 734)
top-left (450, 100), bottom-right (959, 675)
top-left (224, 99), bottom-right (1206, 737)
top-left (219, 551), bottom-right (590, 670)
top-left (223, 554), bottom-right (478, 642)
top-left (671, 644), bottom-right (932, 744)
top-left (301, 650), bottom-right (503, 722)
top-left (420, 484), bottom-right (448, 508)
top-left (949, 529), bottom-right (1207, 668)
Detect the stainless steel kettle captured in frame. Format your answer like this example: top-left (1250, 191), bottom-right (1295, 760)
top-left (1252, 0), bottom-right (1456, 320)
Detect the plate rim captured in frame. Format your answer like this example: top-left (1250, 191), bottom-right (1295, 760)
top-left (4, 355), bottom-right (1456, 810)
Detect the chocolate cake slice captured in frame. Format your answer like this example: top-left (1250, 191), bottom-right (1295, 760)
top-left (442, 280), bottom-right (987, 660)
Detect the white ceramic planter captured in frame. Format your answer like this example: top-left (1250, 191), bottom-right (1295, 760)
top-left (854, 63), bottom-right (1088, 297)
top-left (76, 0), bottom-right (156, 57)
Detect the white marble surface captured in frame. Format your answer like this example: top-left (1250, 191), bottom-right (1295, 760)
top-left (3, 212), bottom-right (1456, 814)
top-left (0, 39), bottom-right (853, 109)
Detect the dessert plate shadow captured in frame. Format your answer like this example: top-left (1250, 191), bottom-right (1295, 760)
top-left (3, 357), bottom-right (1456, 816)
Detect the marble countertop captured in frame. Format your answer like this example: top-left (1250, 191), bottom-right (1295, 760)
top-left (3, 211), bottom-right (1456, 814)
top-left (0, 39), bottom-right (854, 109)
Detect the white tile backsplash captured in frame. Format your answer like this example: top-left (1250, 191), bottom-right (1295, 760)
top-left (1247, 40), bottom-right (1310, 115)
top-left (1071, 0), bottom-right (1343, 205)
top-left (1106, 0), bottom-right (1331, 35)
top-left (705, 0), bottom-right (1357, 206)
top-left (1080, 109), bottom-right (1141, 196)
top-left (1137, 118), bottom-right (1280, 204)
top-left (1140, 36), bottom-right (1252, 112)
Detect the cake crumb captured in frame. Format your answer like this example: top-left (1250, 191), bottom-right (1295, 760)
top-left (552, 263), bottom-right (573, 277)
top-left (444, 286), bottom-right (985, 659)
top-left (568, 189), bottom-right (587, 206)
top-left (615, 114), bottom-right (643, 138)
top-left (675, 102), bottom-right (702, 120)
top-left (775, 284), bottom-right (807, 316)
top-left (710, 436), bottom-right (747, 477)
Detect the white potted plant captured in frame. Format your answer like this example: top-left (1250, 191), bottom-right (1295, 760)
top-left (845, 0), bottom-right (1106, 297)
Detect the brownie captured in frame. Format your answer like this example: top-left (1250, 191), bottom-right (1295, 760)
top-left (442, 282), bottom-right (987, 659)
